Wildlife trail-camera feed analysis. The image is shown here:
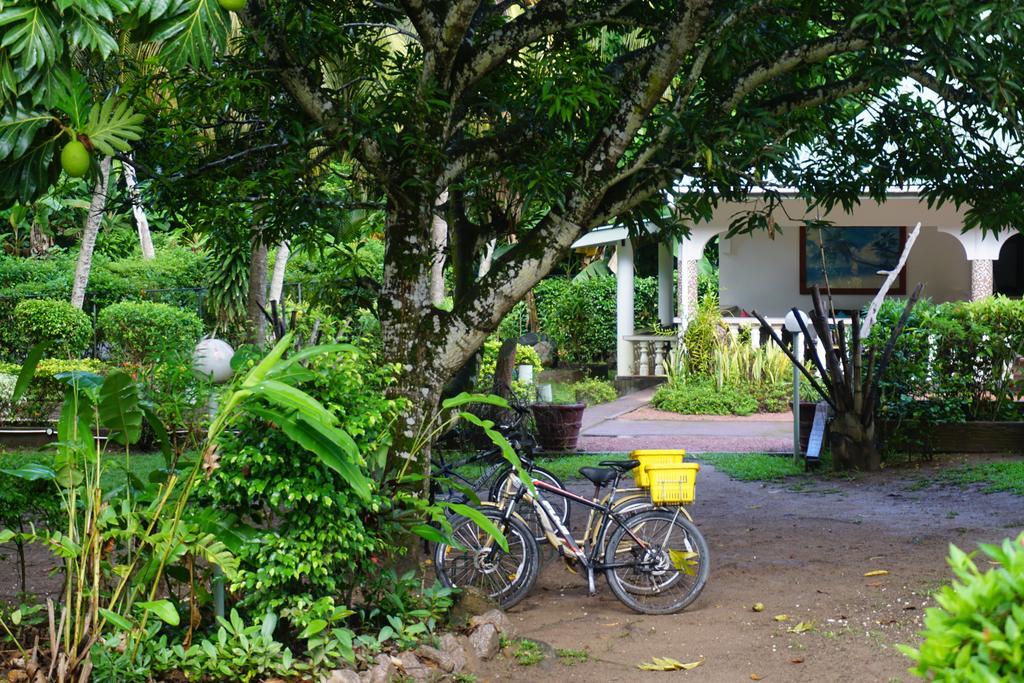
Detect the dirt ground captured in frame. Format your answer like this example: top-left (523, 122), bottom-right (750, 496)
top-left (475, 459), bottom-right (1024, 683)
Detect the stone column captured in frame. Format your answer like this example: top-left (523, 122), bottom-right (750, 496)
top-left (657, 241), bottom-right (674, 326)
top-left (971, 259), bottom-right (993, 300)
top-left (615, 240), bottom-right (635, 377)
top-left (685, 258), bottom-right (700, 319)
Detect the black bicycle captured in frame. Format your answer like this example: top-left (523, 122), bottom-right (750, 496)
top-left (433, 460), bottom-right (710, 615)
top-left (431, 401), bottom-right (570, 539)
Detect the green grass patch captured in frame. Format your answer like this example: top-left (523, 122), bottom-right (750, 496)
top-left (938, 461), bottom-right (1024, 496)
top-left (536, 452), bottom-right (624, 481)
top-left (513, 639), bottom-right (545, 666)
top-left (692, 452), bottom-right (806, 481)
top-left (556, 648), bottom-right (589, 665)
top-left (1, 448), bottom-right (168, 490)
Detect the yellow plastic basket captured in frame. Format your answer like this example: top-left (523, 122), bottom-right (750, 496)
top-left (630, 449), bottom-right (686, 487)
top-left (645, 462), bottom-right (700, 505)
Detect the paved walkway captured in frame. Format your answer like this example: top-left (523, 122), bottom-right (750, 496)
top-left (578, 388), bottom-right (792, 454)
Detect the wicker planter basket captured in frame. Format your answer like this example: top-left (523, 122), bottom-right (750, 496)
top-left (530, 403), bottom-right (586, 451)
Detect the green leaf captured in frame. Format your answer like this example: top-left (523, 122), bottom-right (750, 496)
top-left (137, 599), bottom-right (180, 626)
top-left (98, 607), bottom-right (133, 631)
top-left (248, 380), bottom-right (338, 427)
top-left (441, 392), bottom-right (510, 410)
top-left (442, 503), bottom-right (509, 552)
top-left (411, 524), bottom-right (448, 544)
top-left (0, 463), bottom-right (56, 481)
top-left (0, 107), bottom-right (57, 160)
top-left (0, 5), bottom-right (62, 71)
top-left (51, 70), bottom-right (92, 129)
top-left (151, 0), bottom-right (230, 69)
top-left (260, 611), bottom-right (277, 643)
top-left (141, 403), bottom-right (173, 467)
top-left (82, 97), bottom-right (145, 156)
top-left (299, 619), bottom-right (327, 639)
top-left (265, 343), bottom-right (358, 380)
top-left (246, 406), bottom-right (371, 500)
top-left (11, 342), bottom-right (47, 404)
top-left (98, 371), bottom-right (143, 445)
top-left (241, 334), bottom-right (293, 387)
top-left (67, 9), bottom-right (118, 58)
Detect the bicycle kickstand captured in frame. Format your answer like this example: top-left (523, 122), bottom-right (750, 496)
top-left (586, 566), bottom-right (597, 596)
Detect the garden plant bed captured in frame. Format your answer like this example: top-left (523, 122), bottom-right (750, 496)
top-left (881, 420), bottom-right (1024, 453)
top-left (473, 454), bottom-right (1024, 682)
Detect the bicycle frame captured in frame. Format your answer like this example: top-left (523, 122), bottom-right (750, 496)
top-left (495, 473), bottom-right (680, 595)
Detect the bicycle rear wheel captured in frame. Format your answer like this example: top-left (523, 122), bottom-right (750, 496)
top-left (489, 466), bottom-right (570, 541)
top-left (433, 507), bottom-right (540, 609)
top-left (603, 510), bottom-right (709, 615)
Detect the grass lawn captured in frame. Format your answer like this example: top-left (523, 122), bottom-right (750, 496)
top-left (0, 448), bottom-right (168, 489)
top-left (938, 460), bottom-right (1024, 496)
top-left (537, 451), bottom-right (806, 483)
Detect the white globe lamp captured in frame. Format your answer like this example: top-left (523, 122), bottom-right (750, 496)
top-left (193, 338), bottom-right (235, 384)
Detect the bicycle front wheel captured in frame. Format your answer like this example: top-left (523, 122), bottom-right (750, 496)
top-left (434, 507), bottom-right (540, 610)
top-left (489, 466), bottom-right (571, 542)
top-left (603, 510), bottom-right (710, 615)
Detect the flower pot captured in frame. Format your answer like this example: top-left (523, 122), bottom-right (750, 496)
top-left (531, 403), bottom-right (586, 451)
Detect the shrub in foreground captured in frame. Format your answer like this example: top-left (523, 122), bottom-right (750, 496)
top-left (899, 533), bottom-right (1024, 680)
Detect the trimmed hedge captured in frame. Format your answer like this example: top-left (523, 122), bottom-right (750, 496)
top-left (98, 301), bottom-right (204, 363)
top-left (0, 358), bottom-right (107, 421)
top-left (12, 299), bottom-right (92, 358)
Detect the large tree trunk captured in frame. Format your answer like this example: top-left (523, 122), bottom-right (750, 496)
top-left (123, 155), bottom-right (155, 260)
top-left (430, 191), bottom-right (448, 306)
top-left (829, 412), bottom-right (879, 471)
top-left (71, 157), bottom-right (112, 310)
top-left (268, 240), bottom-right (290, 303)
top-left (248, 239), bottom-right (268, 345)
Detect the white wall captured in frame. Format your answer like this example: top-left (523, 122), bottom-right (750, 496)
top-left (710, 195), bottom-right (972, 316)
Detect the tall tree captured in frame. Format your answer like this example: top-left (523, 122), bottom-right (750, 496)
top-left (3, 0), bottom-right (1024, 482)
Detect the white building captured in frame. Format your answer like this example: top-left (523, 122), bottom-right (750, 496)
top-left (572, 193), bottom-right (1022, 381)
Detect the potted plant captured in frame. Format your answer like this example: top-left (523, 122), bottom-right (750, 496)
top-left (531, 399), bottom-right (586, 451)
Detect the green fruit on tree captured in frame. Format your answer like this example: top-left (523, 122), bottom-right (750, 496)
top-left (217, 0), bottom-right (246, 10)
top-left (60, 140), bottom-right (90, 177)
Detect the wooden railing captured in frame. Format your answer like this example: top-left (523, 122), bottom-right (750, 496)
top-left (622, 317), bottom-right (787, 376)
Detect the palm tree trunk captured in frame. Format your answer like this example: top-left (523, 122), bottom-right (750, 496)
top-left (248, 239), bottom-right (268, 345)
top-left (268, 240), bottom-right (290, 303)
top-left (123, 155), bottom-right (155, 259)
top-left (71, 157), bottom-right (112, 310)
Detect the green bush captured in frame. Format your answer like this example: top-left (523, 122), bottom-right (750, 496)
top-left (899, 533), bottom-right (1024, 680)
top-left (200, 344), bottom-right (406, 629)
top-left (12, 298), bottom-right (92, 357)
top-left (98, 301), bottom-right (204, 363)
top-left (869, 296), bottom-right (1024, 455)
top-left (682, 296), bottom-right (723, 376)
top-left (0, 358), bottom-right (107, 421)
top-left (652, 379), bottom-right (758, 416)
top-left (546, 275), bottom-right (658, 364)
top-left (573, 378), bottom-right (617, 406)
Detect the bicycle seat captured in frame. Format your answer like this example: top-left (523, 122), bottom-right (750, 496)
top-left (579, 467), bottom-right (618, 487)
top-left (599, 460), bottom-right (641, 473)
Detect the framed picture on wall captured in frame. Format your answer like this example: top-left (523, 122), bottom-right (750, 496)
top-left (800, 225), bottom-right (907, 294)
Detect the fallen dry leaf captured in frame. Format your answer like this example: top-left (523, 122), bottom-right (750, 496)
top-left (866, 581), bottom-right (885, 588)
top-left (791, 657), bottom-right (805, 664)
top-left (787, 621), bottom-right (815, 634)
top-left (638, 657), bottom-right (703, 671)
top-left (752, 603), bottom-right (765, 612)
top-left (864, 569), bottom-right (890, 577)
top-left (750, 675), bottom-right (763, 680)
top-left (773, 614), bottom-right (789, 622)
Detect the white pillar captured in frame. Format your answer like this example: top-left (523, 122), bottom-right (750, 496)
top-left (970, 259), bottom-right (993, 300)
top-left (658, 241), bottom-right (674, 326)
top-left (616, 240), bottom-right (635, 377)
